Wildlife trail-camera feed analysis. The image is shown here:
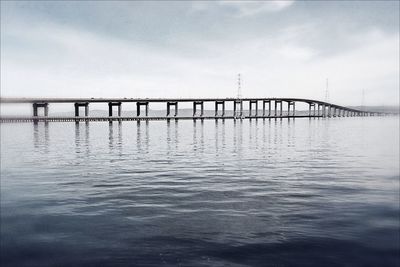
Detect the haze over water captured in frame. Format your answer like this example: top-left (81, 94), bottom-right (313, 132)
top-left (1, 117), bottom-right (399, 266)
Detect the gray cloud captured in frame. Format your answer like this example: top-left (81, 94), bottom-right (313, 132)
top-left (1, 1), bottom-right (399, 106)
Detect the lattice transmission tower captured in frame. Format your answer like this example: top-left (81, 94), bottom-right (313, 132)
top-left (237, 73), bottom-right (242, 99)
top-left (325, 78), bottom-right (329, 103)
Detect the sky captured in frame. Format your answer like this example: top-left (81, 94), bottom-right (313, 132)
top-left (1, 1), bottom-right (399, 106)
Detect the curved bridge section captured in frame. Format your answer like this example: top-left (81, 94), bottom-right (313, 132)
top-left (0, 97), bottom-right (383, 122)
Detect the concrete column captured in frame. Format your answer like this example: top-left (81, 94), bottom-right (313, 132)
top-left (33, 103), bottom-right (38, 116)
top-left (136, 103), bottom-right (140, 116)
top-left (280, 101), bottom-right (283, 117)
top-left (118, 104), bottom-right (121, 117)
top-left (109, 103), bottom-right (113, 117)
top-left (145, 103), bottom-right (148, 117)
top-left (288, 102), bottom-right (291, 117)
top-left (75, 103), bottom-right (79, 117)
top-left (240, 101), bottom-right (243, 116)
top-left (193, 102), bottom-right (196, 116)
top-left (268, 101), bottom-right (271, 116)
top-left (262, 101), bottom-right (266, 116)
top-left (167, 103), bottom-right (170, 116)
top-left (85, 104), bottom-right (89, 117)
top-left (293, 102), bottom-right (296, 116)
top-left (274, 101), bottom-right (277, 116)
top-left (201, 102), bottom-right (204, 116)
top-left (313, 104), bottom-right (316, 116)
top-left (44, 104), bottom-right (49, 117)
top-left (215, 101), bottom-right (218, 116)
top-left (222, 101), bottom-right (225, 116)
top-left (249, 101), bottom-right (252, 116)
top-left (309, 103), bottom-right (312, 116)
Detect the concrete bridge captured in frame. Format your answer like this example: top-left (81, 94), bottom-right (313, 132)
top-left (0, 97), bottom-right (383, 123)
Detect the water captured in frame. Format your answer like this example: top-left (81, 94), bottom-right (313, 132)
top-left (1, 117), bottom-right (399, 267)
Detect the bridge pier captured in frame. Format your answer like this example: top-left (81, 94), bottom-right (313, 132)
top-left (308, 102), bottom-right (316, 117)
top-left (33, 103), bottom-right (49, 117)
top-left (262, 100), bottom-right (271, 117)
top-left (274, 100), bottom-right (283, 117)
top-left (136, 102), bottom-right (149, 117)
top-left (108, 102), bottom-right (121, 122)
top-left (74, 102), bottom-right (89, 117)
top-left (167, 102), bottom-right (178, 117)
top-left (287, 101), bottom-right (295, 117)
top-left (215, 101), bottom-right (225, 117)
top-left (233, 100), bottom-right (243, 118)
top-left (249, 100), bottom-right (258, 117)
top-left (193, 101), bottom-right (204, 117)
top-left (108, 102), bottom-right (121, 117)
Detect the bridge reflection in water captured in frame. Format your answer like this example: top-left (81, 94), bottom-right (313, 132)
top-left (0, 97), bottom-right (383, 123)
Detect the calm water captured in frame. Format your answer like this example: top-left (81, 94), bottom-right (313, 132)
top-left (1, 117), bottom-right (399, 267)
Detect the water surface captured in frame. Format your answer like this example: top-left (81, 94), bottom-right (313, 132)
top-left (1, 117), bottom-right (399, 266)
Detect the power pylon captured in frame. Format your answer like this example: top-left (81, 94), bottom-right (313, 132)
top-left (237, 73), bottom-right (242, 99)
top-left (325, 78), bottom-right (329, 102)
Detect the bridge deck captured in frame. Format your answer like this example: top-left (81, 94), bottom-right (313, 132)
top-left (0, 97), bottom-right (365, 112)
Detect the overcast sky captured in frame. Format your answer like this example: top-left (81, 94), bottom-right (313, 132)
top-left (1, 1), bottom-right (399, 106)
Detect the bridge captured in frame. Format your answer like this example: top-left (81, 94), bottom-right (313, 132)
top-left (0, 97), bottom-right (383, 123)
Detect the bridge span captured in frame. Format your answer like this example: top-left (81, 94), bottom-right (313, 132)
top-left (0, 97), bottom-right (383, 122)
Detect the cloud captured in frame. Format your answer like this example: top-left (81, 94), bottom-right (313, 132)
top-left (191, 1), bottom-right (294, 17)
top-left (219, 1), bottom-right (295, 16)
top-left (1, 1), bottom-right (398, 106)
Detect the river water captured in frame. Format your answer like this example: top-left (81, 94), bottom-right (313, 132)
top-left (1, 117), bottom-right (399, 266)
